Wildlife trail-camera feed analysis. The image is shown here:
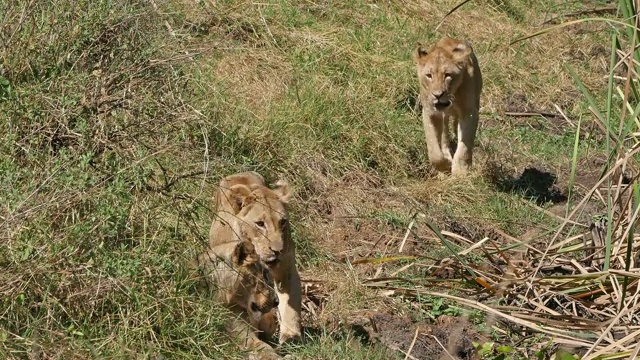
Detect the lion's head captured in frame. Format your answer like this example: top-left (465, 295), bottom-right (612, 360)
top-left (227, 240), bottom-right (279, 325)
top-left (222, 180), bottom-right (292, 267)
top-left (190, 240), bottom-right (279, 327)
top-left (414, 38), bottom-right (474, 112)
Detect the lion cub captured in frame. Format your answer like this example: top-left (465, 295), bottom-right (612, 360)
top-left (208, 171), bottom-right (302, 345)
top-left (191, 240), bottom-right (282, 358)
top-left (414, 37), bottom-right (483, 175)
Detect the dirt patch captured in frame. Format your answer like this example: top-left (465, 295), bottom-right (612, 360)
top-left (351, 313), bottom-right (481, 360)
top-left (573, 156), bottom-right (607, 192)
top-left (301, 169), bottom-right (418, 260)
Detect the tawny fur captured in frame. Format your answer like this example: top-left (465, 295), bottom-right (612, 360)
top-left (414, 37), bottom-right (483, 175)
top-left (207, 171), bottom-right (302, 345)
top-left (190, 240), bottom-right (281, 358)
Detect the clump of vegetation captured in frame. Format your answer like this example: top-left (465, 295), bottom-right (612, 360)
top-left (1, 0), bottom-right (638, 359)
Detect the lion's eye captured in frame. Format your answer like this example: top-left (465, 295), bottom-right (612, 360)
top-left (426, 73), bottom-right (432, 79)
top-left (255, 221), bottom-right (265, 228)
top-left (444, 73), bottom-right (452, 78)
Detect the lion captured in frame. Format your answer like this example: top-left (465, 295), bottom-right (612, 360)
top-left (414, 37), bottom-right (483, 175)
top-left (190, 240), bottom-right (282, 359)
top-left (208, 171), bottom-right (302, 345)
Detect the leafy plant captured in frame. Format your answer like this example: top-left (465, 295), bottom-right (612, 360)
top-left (473, 341), bottom-right (515, 360)
top-left (0, 75), bottom-right (11, 100)
top-left (430, 297), bottom-right (461, 317)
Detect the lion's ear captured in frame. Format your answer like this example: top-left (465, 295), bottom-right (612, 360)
top-left (229, 184), bottom-right (255, 209)
top-left (232, 240), bottom-right (258, 267)
top-left (452, 41), bottom-right (472, 60)
top-left (414, 43), bottom-right (429, 62)
top-left (273, 180), bottom-right (292, 204)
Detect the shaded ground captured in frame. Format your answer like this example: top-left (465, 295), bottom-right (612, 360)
top-left (492, 166), bottom-right (567, 205)
top-left (349, 313), bottom-right (481, 360)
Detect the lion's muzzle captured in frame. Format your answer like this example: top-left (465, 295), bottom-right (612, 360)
top-left (432, 91), bottom-right (452, 111)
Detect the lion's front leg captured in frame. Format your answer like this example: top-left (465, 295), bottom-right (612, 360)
top-left (452, 109), bottom-right (479, 175)
top-left (227, 310), bottom-right (282, 359)
top-left (275, 267), bottom-right (302, 344)
top-left (423, 110), bottom-right (452, 173)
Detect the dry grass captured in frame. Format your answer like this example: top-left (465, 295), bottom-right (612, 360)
top-left (0, 0), bottom-right (635, 359)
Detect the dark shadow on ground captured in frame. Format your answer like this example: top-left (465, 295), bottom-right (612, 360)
top-left (489, 166), bottom-right (567, 205)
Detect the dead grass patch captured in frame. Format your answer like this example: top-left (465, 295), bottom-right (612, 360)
top-left (212, 50), bottom-right (293, 114)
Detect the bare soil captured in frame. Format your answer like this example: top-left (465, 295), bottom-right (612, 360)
top-left (349, 312), bottom-right (482, 360)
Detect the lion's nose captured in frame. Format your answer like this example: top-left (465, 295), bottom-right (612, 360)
top-left (433, 92), bottom-right (451, 111)
top-left (432, 90), bottom-right (445, 98)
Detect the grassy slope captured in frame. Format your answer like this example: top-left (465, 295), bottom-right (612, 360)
top-left (0, 0), bottom-right (616, 359)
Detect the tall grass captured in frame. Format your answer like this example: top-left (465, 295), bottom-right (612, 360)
top-left (561, 0), bottom-right (640, 277)
top-left (369, 1), bottom-right (640, 359)
top-left (447, 1), bottom-right (640, 358)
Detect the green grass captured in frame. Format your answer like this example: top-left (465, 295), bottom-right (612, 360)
top-left (280, 329), bottom-right (397, 360)
top-left (0, 0), bottom-right (623, 358)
